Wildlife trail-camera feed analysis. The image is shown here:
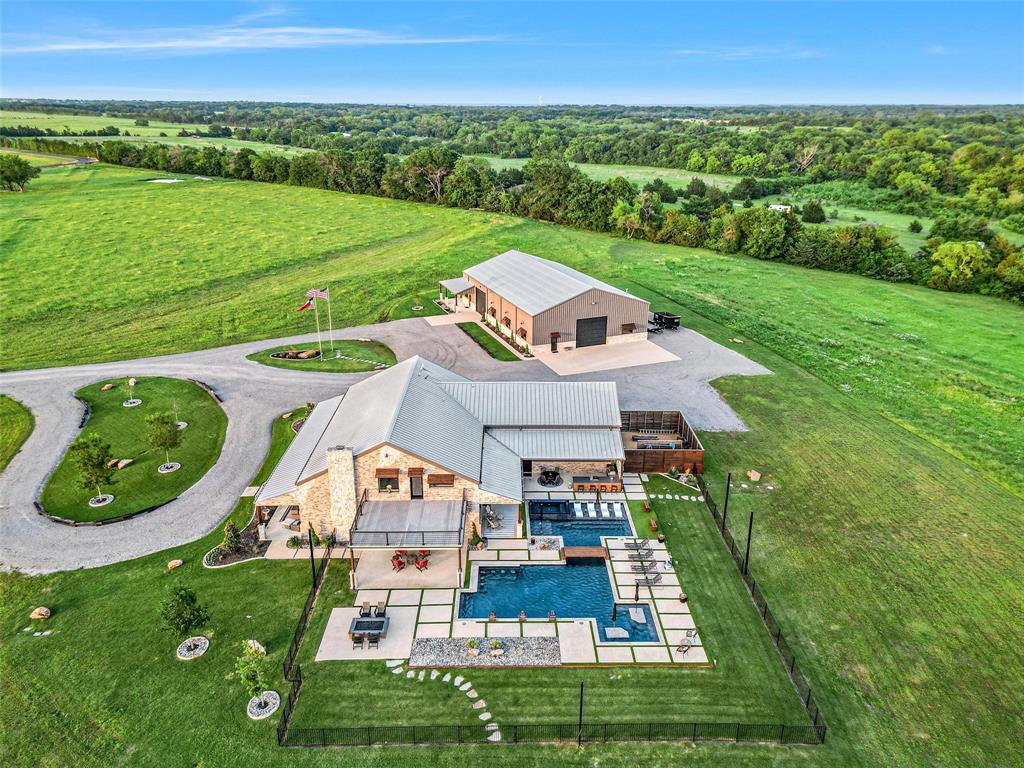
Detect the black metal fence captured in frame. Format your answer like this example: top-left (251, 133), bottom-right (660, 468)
top-left (280, 720), bottom-right (825, 747)
top-left (277, 538), bottom-right (334, 746)
top-left (694, 474), bottom-right (827, 734)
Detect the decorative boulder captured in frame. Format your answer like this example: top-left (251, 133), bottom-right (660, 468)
top-left (117, 459), bottom-right (133, 469)
top-left (746, 470), bottom-right (762, 482)
top-left (106, 459), bottom-right (120, 468)
top-left (281, 412), bottom-right (293, 420)
top-left (297, 350), bottom-right (317, 359)
top-left (128, 377), bottom-right (137, 387)
top-left (100, 383), bottom-right (114, 391)
top-left (167, 559), bottom-right (183, 571)
top-left (246, 639), bottom-right (267, 656)
top-left (30, 607), bottom-right (51, 620)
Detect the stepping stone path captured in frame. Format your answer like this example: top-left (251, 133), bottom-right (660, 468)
top-left (384, 662), bottom-right (500, 744)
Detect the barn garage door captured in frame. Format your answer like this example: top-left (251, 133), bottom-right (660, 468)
top-left (475, 288), bottom-right (486, 314)
top-left (575, 316), bottom-right (608, 348)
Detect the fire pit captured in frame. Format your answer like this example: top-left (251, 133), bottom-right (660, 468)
top-left (348, 617), bottom-right (389, 639)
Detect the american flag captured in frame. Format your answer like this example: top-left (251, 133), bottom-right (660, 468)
top-left (306, 288), bottom-right (329, 300)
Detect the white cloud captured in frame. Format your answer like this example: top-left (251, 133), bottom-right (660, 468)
top-left (927, 44), bottom-right (951, 55)
top-left (3, 25), bottom-right (497, 55)
top-left (672, 46), bottom-right (823, 61)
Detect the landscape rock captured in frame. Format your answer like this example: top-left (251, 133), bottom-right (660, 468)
top-left (106, 459), bottom-right (119, 468)
top-left (246, 639), bottom-right (266, 656)
top-left (442, 673), bottom-right (451, 683)
top-left (747, 470), bottom-right (762, 481)
top-left (385, 659), bottom-right (403, 668)
top-left (479, 712), bottom-right (492, 721)
top-left (391, 667), bottom-right (404, 674)
top-left (281, 411), bottom-right (293, 420)
top-left (166, 559), bottom-right (183, 571)
top-left (127, 378), bottom-right (137, 387)
top-left (472, 699), bottom-right (486, 709)
top-left (30, 606), bottom-right (51, 620)
top-left (100, 383), bottom-right (114, 391)
top-left (117, 458), bottom-right (133, 469)
top-left (297, 350), bottom-right (317, 359)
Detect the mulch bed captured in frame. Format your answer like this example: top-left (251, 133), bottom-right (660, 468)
top-left (204, 514), bottom-right (269, 566)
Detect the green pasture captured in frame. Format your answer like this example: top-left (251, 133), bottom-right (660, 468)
top-left (469, 155), bottom-right (745, 190)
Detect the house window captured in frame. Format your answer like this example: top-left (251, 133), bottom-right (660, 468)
top-left (376, 467), bottom-right (400, 493)
top-left (426, 474), bottom-right (455, 487)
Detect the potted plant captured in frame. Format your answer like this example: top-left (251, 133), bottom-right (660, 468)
top-left (668, 465), bottom-right (680, 479)
top-left (466, 638), bottom-right (480, 657)
top-left (489, 639), bottom-right (504, 657)
top-left (469, 522), bottom-right (483, 550)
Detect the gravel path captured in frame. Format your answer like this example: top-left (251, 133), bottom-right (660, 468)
top-left (0, 318), bottom-right (767, 574)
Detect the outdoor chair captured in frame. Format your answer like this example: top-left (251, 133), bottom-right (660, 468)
top-left (630, 562), bottom-right (656, 573)
top-left (415, 558), bottom-right (429, 572)
top-left (368, 635), bottom-right (380, 650)
top-left (359, 602), bottom-right (371, 618)
top-left (374, 601), bottom-right (387, 618)
top-left (352, 634), bottom-right (365, 650)
top-left (634, 574), bottom-right (662, 586)
top-left (418, 549), bottom-right (431, 557)
top-left (392, 558), bottom-right (406, 572)
top-left (627, 551), bottom-right (653, 561)
top-left (625, 538), bottom-right (651, 550)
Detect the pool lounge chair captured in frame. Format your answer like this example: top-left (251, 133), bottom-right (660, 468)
top-left (630, 562), bottom-right (657, 573)
top-left (634, 574), bottom-right (662, 586)
top-left (627, 551), bottom-right (653, 561)
top-left (624, 538), bottom-right (651, 550)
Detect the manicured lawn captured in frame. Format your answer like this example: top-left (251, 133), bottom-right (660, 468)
top-left (3, 163), bottom-right (1024, 766)
top-left (470, 154), bottom-right (745, 190)
top-left (0, 394), bottom-right (33, 472)
top-left (247, 340), bottom-right (396, 373)
top-left (457, 322), bottom-right (521, 361)
top-left (38, 377), bottom-right (227, 522)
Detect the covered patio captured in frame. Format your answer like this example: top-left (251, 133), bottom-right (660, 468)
top-left (352, 548), bottom-right (463, 589)
top-left (438, 277), bottom-right (476, 313)
top-left (350, 498), bottom-right (466, 548)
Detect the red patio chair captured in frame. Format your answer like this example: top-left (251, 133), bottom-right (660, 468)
top-left (392, 558), bottom-right (405, 572)
top-left (418, 549), bottom-right (431, 557)
top-left (415, 558), bottom-right (429, 572)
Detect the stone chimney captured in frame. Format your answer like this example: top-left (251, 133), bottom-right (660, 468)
top-left (327, 446), bottom-right (357, 534)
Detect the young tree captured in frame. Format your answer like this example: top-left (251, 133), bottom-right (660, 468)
top-left (729, 176), bottom-right (760, 201)
top-left (684, 177), bottom-right (707, 198)
top-left (0, 154), bottom-right (41, 192)
top-left (611, 198), bottom-right (643, 239)
top-left (802, 200), bottom-right (826, 223)
top-left (160, 586), bottom-right (209, 651)
top-left (235, 642), bottom-right (270, 709)
top-left (909, 219), bottom-right (923, 233)
top-left (69, 433), bottom-right (114, 498)
top-left (928, 241), bottom-right (995, 292)
top-left (222, 521), bottom-right (242, 553)
top-left (642, 177), bottom-right (677, 204)
top-left (146, 412), bottom-right (181, 464)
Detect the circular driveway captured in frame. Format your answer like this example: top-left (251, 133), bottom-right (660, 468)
top-left (0, 318), bottom-right (768, 574)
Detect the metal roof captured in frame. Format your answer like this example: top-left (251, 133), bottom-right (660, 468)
top-left (487, 428), bottom-right (624, 461)
top-left (479, 433), bottom-right (525, 501)
top-left (257, 356), bottom-right (622, 502)
top-left (463, 250), bottom-right (639, 316)
top-left (439, 277), bottom-right (474, 294)
top-left (441, 381), bottom-right (621, 427)
top-left (255, 394), bottom-right (344, 503)
top-left (298, 356), bottom-right (479, 484)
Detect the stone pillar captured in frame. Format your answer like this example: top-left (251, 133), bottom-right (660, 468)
top-left (327, 446), bottom-right (357, 536)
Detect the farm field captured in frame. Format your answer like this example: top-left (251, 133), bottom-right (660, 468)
top-left (0, 147), bottom-right (78, 167)
top-left (39, 377), bottom-right (228, 522)
top-left (0, 108), bottom-right (226, 138)
top-left (0, 394), bottom-right (33, 472)
top-left (26, 132), bottom-right (309, 156)
top-left (470, 155), bottom-right (745, 190)
top-left (1, 163), bottom-right (1023, 767)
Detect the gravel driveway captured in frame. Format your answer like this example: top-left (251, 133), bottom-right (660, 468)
top-left (0, 318), bottom-right (768, 574)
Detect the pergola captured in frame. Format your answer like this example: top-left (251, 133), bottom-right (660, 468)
top-left (438, 277), bottom-right (474, 308)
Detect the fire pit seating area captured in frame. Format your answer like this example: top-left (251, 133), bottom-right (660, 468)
top-left (537, 468), bottom-right (563, 488)
top-left (391, 550), bottom-right (431, 572)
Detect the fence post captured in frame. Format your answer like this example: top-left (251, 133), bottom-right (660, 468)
top-left (721, 472), bottom-right (731, 533)
top-left (577, 681), bottom-right (585, 747)
top-left (307, 524), bottom-right (316, 585)
top-left (742, 507), bottom-right (754, 575)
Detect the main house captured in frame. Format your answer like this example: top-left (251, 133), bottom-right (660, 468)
top-left (439, 250), bottom-right (649, 353)
top-left (254, 356), bottom-right (626, 547)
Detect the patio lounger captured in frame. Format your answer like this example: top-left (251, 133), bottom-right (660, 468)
top-left (352, 634), bottom-right (365, 650)
top-left (359, 602), bottom-right (372, 618)
top-left (624, 539), bottom-right (651, 550)
top-left (572, 502), bottom-right (583, 519)
top-left (634, 574), bottom-right (662, 586)
top-left (630, 563), bottom-right (657, 573)
top-left (627, 551), bottom-right (654, 561)
top-left (374, 601), bottom-right (387, 618)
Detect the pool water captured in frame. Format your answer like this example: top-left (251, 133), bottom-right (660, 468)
top-left (527, 501), bottom-right (633, 546)
top-left (458, 559), bottom-right (658, 642)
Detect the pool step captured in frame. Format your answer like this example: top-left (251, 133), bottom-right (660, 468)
top-left (563, 546), bottom-right (608, 560)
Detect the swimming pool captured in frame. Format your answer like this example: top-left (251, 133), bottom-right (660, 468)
top-left (458, 559), bottom-right (658, 642)
top-left (527, 500), bottom-right (633, 546)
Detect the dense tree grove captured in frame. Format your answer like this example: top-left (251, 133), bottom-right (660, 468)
top-left (6, 134), bottom-right (1021, 303)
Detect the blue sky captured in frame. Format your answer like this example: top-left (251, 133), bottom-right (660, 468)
top-left (2, 1), bottom-right (1022, 104)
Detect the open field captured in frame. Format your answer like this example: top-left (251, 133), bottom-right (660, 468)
top-left (247, 340), bottom-right (396, 373)
top-left (470, 155), bottom-right (745, 190)
top-left (2, 163), bottom-right (1023, 766)
top-left (38, 377), bottom-right (227, 522)
top-left (0, 147), bottom-right (77, 167)
top-left (456, 322), bottom-right (521, 361)
top-left (0, 395), bottom-right (33, 472)
top-left (0, 109), bottom-right (226, 138)
top-left (24, 132), bottom-right (308, 156)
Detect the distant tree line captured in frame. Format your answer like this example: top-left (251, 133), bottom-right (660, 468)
top-left (5, 136), bottom-right (1021, 303)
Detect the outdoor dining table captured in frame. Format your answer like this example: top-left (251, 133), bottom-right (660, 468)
top-left (348, 616), bottom-right (390, 640)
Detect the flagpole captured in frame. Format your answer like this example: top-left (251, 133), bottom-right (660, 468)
top-left (313, 298), bottom-right (323, 361)
top-left (326, 287), bottom-right (335, 353)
